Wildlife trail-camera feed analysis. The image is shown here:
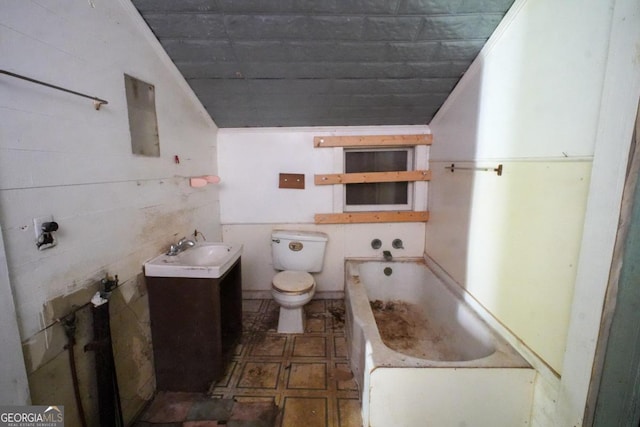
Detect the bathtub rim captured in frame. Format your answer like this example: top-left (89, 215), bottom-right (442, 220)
top-left (422, 254), bottom-right (561, 381)
top-left (345, 257), bottom-right (532, 370)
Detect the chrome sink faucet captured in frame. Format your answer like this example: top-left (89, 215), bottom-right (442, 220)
top-left (167, 237), bottom-right (196, 256)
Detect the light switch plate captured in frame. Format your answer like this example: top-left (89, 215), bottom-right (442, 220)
top-left (33, 215), bottom-right (53, 239)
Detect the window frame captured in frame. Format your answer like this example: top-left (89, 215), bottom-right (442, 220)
top-left (343, 147), bottom-right (415, 212)
top-left (312, 133), bottom-right (432, 224)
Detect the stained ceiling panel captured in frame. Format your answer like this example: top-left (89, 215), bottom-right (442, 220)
top-left (132, 0), bottom-right (514, 128)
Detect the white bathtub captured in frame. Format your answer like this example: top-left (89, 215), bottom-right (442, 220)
top-left (345, 258), bottom-right (536, 427)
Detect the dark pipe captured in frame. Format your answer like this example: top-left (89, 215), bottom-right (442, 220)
top-left (85, 275), bottom-right (123, 427)
top-left (62, 312), bottom-right (88, 427)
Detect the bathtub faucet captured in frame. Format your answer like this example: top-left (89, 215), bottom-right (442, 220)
top-left (383, 250), bottom-right (393, 261)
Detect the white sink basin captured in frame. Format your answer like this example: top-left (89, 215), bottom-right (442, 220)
top-left (144, 243), bottom-right (242, 279)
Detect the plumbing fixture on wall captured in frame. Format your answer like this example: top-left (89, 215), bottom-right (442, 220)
top-left (62, 310), bottom-right (88, 427)
top-left (371, 239), bottom-right (382, 249)
top-left (85, 275), bottom-right (124, 427)
top-left (193, 229), bottom-right (207, 242)
top-left (383, 250), bottom-right (393, 261)
top-left (392, 239), bottom-right (404, 249)
top-left (34, 216), bottom-right (59, 250)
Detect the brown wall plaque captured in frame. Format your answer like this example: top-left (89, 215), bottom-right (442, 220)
top-left (279, 173), bottom-right (305, 189)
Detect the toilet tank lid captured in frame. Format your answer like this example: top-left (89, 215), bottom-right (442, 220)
top-left (272, 230), bottom-right (328, 242)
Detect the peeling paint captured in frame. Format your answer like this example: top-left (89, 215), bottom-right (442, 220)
top-left (26, 274), bottom-right (153, 427)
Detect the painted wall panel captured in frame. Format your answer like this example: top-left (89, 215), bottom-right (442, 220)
top-left (0, 0), bottom-right (220, 424)
top-left (430, 0), bottom-right (612, 162)
top-left (223, 222), bottom-right (425, 295)
top-left (218, 125), bottom-right (429, 224)
top-left (428, 160), bottom-right (591, 371)
top-left (0, 227), bottom-right (30, 404)
top-left (218, 126), bottom-right (430, 294)
top-left (426, 0), bottom-right (612, 375)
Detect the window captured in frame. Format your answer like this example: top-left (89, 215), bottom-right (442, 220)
top-left (344, 148), bottom-right (413, 211)
top-left (312, 133), bottom-right (431, 224)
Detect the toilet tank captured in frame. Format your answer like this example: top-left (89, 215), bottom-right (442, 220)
top-left (271, 230), bottom-right (328, 272)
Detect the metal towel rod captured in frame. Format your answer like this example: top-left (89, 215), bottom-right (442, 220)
top-left (0, 69), bottom-right (108, 110)
top-left (447, 163), bottom-right (503, 176)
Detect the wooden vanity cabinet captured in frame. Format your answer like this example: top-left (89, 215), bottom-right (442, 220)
top-left (146, 258), bottom-right (242, 392)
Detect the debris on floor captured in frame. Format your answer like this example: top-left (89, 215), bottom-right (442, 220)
top-left (133, 391), bottom-right (278, 427)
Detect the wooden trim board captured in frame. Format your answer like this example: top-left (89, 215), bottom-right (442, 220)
top-left (315, 170), bottom-right (431, 185)
top-left (314, 211), bottom-right (429, 224)
top-left (314, 134), bottom-right (432, 147)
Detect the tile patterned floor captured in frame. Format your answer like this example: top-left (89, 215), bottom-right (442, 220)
top-left (136, 299), bottom-right (362, 427)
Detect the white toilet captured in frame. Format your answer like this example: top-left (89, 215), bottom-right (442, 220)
top-left (271, 230), bottom-right (328, 333)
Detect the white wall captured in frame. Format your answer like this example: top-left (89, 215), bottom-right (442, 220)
top-left (558, 0), bottom-right (640, 424)
top-left (426, 0), bottom-right (640, 425)
top-left (218, 126), bottom-right (428, 296)
top-left (427, 0), bottom-right (611, 374)
top-left (0, 0), bottom-right (220, 424)
top-left (0, 227), bottom-right (30, 404)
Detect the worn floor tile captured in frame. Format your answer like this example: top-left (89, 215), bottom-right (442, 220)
top-left (281, 397), bottom-right (327, 427)
top-left (338, 399), bottom-right (362, 427)
top-left (250, 335), bottom-right (287, 357)
top-left (287, 363), bottom-right (327, 390)
top-left (333, 336), bottom-right (347, 358)
top-left (237, 362), bottom-right (281, 389)
top-left (138, 300), bottom-right (361, 427)
top-left (334, 363), bottom-right (357, 392)
top-left (215, 361), bottom-right (238, 388)
top-left (243, 299), bottom-right (264, 312)
top-left (306, 300), bottom-right (326, 313)
top-left (292, 336), bottom-right (326, 358)
top-left (305, 314), bottom-right (327, 333)
top-left (230, 401), bottom-right (278, 423)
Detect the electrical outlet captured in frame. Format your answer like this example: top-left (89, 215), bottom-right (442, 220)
top-left (33, 215), bottom-right (54, 239)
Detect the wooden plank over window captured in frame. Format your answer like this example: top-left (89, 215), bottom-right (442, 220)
top-left (315, 211), bottom-right (429, 224)
top-left (314, 134), bottom-right (432, 148)
top-left (315, 170), bottom-right (431, 185)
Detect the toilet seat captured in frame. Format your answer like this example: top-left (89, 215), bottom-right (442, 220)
top-left (272, 271), bottom-right (315, 295)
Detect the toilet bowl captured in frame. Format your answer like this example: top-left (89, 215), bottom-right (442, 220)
top-left (270, 230), bottom-right (328, 334)
top-left (271, 271), bottom-right (316, 333)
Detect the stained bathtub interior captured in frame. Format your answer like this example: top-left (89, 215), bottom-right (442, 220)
top-left (345, 258), bottom-right (536, 426)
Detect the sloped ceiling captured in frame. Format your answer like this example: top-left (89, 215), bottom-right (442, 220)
top-left (132, 0), bottom-right (514, 128)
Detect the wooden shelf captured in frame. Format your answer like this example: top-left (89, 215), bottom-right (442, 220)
top-left (314, 211), bottom-right (429, 224)
top-left (313, 134), bottom-right (432, 148)
top-left (315, 170), bottom-right (431, 185)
